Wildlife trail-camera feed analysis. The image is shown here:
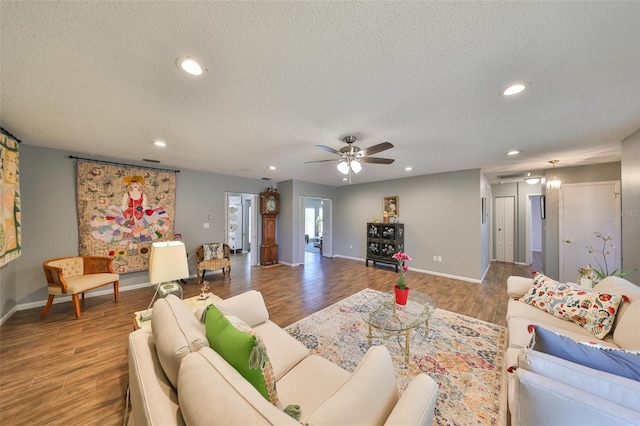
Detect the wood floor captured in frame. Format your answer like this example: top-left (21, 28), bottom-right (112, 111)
top-left (0, 253), bottom-right (532, 425)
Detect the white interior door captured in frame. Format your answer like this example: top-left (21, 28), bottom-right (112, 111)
top-left (495, 197), bottom-right (515, 263)
top-left (559, 182), bottom-right (621, 282)
top-left (321, 198), bottom-right (333, 257)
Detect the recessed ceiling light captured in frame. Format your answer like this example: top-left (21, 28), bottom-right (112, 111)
top-left (405, 167), bottom-right (412, 171)
top-left (506, 150), bottom-right (520, 156)
top-left (268, 166), bottom-right (276, 170)
top-left (176, 57), bottom-right (204, 76)
top-left (153, 140), bottom-right (166, 147)
top-left (501, 83), bottom-right (527, 96)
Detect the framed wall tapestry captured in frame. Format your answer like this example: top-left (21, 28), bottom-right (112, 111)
top-left (76, 159), bottom-right (176, 273)
top-left (0, 131), bottom-right (22, 266)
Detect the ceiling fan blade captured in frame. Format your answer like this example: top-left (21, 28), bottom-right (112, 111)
top-left (304, 159), bottom-right (338, 164)
top-left (359, 142), bottom-right (393, 156)
top-left (315, 144), bottom-right (341, 155)
top-left (361, 157), bottom-right (395, 164)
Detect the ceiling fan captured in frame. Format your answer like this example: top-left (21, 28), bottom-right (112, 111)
top-left (305, 135), bottom-right (395, 178)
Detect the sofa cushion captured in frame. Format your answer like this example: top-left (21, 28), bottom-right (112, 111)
top-left (594, 276), bottom-right (640, 350)
top-left (302, 346), bottom-right (400, 425)
top-left (178, 348), bottom-right (298, 425)
top-left (254, 321), bottom-right (310, 380)
top-left (276, 355), bottom-right (351, 416)
top-left (507, 315), bottom-right (618, 350)
top-left (520, 273), bottom-right (625, 339)
top-left (529, 326), bottom-right (640, 381)
top-left (204, 305), bottom-right (278, 405)
top-left (151, 294), bottom-right (210, 389)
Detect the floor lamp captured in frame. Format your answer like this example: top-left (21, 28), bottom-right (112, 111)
top-left (139, 241), bottom-right (189, 321)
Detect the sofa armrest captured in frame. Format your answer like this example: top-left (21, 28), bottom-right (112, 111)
top-left (507, 276), bottom-right (534, 298)
top-left (303, 346), bottom-right (399, 425)
top-left (384, 374), bottom-right (439, 426)
top-left (514, 369), bottom-right (639, 426)
top-left (128, 329), bottom-right (183, 426)
top-left (215, 290), bottom-right (269, 327)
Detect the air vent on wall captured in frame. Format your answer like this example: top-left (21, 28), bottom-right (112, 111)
top-left (497, 173), bottom-right (529, 180)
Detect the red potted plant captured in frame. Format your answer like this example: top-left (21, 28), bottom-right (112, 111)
top-left (392, 252), bottom-right (412, 305)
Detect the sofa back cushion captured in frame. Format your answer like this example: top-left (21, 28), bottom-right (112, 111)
top-left (152, 295), bottom-right (209, 389)
top-left (178, 348), bottom-right (298, 425)
top-left (49, 257), bottom-right (83, 279)
top-left (595, 276), bottom-right (640, 349)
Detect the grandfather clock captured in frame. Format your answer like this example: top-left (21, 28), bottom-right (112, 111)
top-left (260, 189), bottom-right (279, 265)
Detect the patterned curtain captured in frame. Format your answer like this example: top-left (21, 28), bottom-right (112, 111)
top-left (76, 159), bottom-right (176, 273)
top-left (0, 131), bottom-right (22, 266)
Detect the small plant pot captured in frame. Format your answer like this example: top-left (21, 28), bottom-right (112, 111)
top-left (579, 278), bottom-right (594, 289)
top-left (394, 285), bottom-right (410, 305)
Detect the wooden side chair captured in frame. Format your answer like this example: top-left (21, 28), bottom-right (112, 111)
top-left (196, 243), bottom-right (231, 284)
top-left (41, 256), bottom-right (120, 319)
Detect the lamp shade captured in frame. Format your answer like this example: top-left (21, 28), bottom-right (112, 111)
top-left (337, 160), bottom-right (350, 175)
top-left (149, 241), bottom-right (189, 283)
top-left (350, 160), bottom-right (362, 174)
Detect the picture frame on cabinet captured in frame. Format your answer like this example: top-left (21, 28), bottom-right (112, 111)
top-left (383, 196), bottom-right (399, 217)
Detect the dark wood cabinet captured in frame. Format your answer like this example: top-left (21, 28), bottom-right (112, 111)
top-left (365, 222), bottom-right (404, 271)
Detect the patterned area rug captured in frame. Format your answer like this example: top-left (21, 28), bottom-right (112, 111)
top-left (285, 289), bottom-right (507, 426)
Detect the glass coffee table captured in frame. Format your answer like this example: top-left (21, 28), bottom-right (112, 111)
top-left (361, 290), bottom-right (436, 362)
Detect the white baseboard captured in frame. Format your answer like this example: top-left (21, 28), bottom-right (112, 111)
top-left (333, 255), bottom-right (482, 284)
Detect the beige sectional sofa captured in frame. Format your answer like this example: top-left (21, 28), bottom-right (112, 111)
top-left (128, 290), bottom-right (439, 425)
top-left (505, 275), bottom-right (640, 426)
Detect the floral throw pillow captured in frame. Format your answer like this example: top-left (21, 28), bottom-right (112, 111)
top-left (520, 273), bottom-right (626, 339)
top-left (203, 243), bottom-right (224, 261)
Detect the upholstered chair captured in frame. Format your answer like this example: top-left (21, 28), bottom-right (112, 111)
top-left (41, 256), bottom-right (120, 319)
top-left (196, 243), bottom-right (231, 284)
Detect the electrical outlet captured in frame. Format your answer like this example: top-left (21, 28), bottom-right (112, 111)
top-left (204, 222), bottom-right (210, 229)
top-left (349, 245), bottom-right (353, 250)
top-left (433, 255), bottom-right (438, 261)
top-left (438, 256), bottom-right (443, 262)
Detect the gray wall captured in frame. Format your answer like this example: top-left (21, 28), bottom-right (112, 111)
top-left (622, 129), bottom-right (640, 283)
top-left (335, 169), bottom-right (484, 282)
top-left (0, 144), bottom-right (269, 319)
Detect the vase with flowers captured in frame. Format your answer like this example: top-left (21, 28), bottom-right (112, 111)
top-left (392, 252), bottom-right (412, 305)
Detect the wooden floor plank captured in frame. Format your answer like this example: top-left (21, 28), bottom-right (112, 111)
top-left (0, 253), bottom-right (532, 425)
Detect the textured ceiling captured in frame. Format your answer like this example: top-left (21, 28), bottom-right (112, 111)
top-left (1, 1), bottom-right (639, 186)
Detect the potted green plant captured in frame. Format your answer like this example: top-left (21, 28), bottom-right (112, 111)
top-left (583, 232), bottom-right (636, 283)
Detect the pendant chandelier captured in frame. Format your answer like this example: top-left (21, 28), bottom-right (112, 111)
top-left (546, 160), bottom-right (562, 190)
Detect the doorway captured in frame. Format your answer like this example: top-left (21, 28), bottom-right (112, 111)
top-left (299, 196), bottom-right (333, 265)
top-left (226, 192), bottom-right (259, 266)
top-left (495, 196), bottom-right (515, 263)
top-left (526, 194), bottom-right (543, 271)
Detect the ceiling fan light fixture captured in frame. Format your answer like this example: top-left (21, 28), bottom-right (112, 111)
top-left (337, 160), bottom-right (350, 175)
top-left (350, 160), bottom-right (362, 174)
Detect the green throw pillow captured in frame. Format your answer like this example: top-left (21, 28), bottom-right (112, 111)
top-left (204, 305), bottom-right (278, 405)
